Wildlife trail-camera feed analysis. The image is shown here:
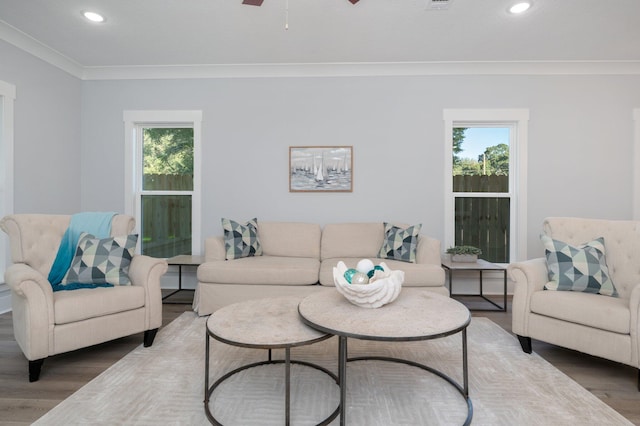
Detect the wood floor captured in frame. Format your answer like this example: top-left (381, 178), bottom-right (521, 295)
top-left (0, 294), bottom-right (639, 425)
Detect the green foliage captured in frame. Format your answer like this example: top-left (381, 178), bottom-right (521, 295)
top-left (143, 128), bottom-right (194, 175)
top-left (452, 128), bottom-right (509, 177)
top-left (479, 143), bottom-right (509, 175)
top-left (452, 127), bottom-right (467, 167)
top-left (457, 158), bottom-right (482, 175)
top-left (446, 245), bottom-right (482, 255)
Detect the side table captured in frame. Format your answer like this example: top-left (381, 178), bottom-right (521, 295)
top-left (298, 290), bottom-right (472, 426)
top-left (441, 257), bottom-right (507, 312)
top-left (162, 255), bottom-right (204, 304)
top-left (205, 296), bottom-right (339, 425)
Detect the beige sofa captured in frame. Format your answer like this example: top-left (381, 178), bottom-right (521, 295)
top-left (194, 222), bottom-right (447, 315)
top-left (508, 217), bottom-right (640, 389)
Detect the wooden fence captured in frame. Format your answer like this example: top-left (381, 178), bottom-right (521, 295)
top-left (141, 174), bottom-right (193, 258)
top-left (453, 175), bottom-right (509, 263)
top-left (453, 174), bottom-right (508, 192)
top-left (143, 174), bottom-right (193, 191)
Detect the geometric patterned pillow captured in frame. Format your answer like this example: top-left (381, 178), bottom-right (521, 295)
top-left (59, 233), bottom-right (138, 289)
top-left (377, 222), bottom-right (422, 263)
top-left (541, 235), bottom-right (618, 297)
top-left (221, 217), bottom-right (262, 260)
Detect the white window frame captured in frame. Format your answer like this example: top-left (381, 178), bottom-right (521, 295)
top-left (443, 109), bottom-right (529, 263)
top-left (123, 110), bottom-right (202, 256)
top-left (0, 80), bottom-right (16, 279)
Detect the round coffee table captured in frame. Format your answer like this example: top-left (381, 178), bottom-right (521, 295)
top-left (205, 296), bottom-right (340, 425)
top-left (298, 289), bottom-right (472, 426)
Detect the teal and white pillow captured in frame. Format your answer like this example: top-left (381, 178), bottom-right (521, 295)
top-left (61, 232), bottom-right (138, 287)
top-left (378, 222), bottom-right (422, 263)
top-left (541, 235), bottom-right (617, 297)
top-left (222, 217), bottom-right (262, 260)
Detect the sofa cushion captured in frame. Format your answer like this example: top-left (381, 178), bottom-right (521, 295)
top-left (530, 290), bottom-right (630, 334)
top-left (258, 222), bottom-right (321, 258)
top-left (222, 218), bottom-right (263, 260)
top-left (60, 233), bottom-right (137, 289)
top-left (541, 235), bottom-right (617, 297)
top-left (198, 256), bottom-right (320, 286)
top-left (319, 258), bottom-right (445, 287)
top-left (321, 223), bottom-right (385, 260)
top-left (54, 286), bottom-right (146, 325)
top-left (378, 222), bottom-right (422, 263)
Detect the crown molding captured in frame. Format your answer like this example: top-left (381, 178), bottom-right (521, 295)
top-left (2, 20), bottom-right (640, 80)
top-left (80, 60), bottom-right (640, 80)
top-left (0, 20), bottom-right (84, 79)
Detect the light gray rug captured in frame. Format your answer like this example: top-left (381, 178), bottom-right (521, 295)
top-left (34, 312), bottom-right (631, 426)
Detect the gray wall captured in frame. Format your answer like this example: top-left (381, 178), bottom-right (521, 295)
top-left (1, 38), bottom-right (638, 261)
top-left (0, 40), bottom-right (82, 213)
top-left (81, 74), bottom-right (640, 259)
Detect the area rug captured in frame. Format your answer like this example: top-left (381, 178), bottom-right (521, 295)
top-left (34, 312), bottom-right (631, 426)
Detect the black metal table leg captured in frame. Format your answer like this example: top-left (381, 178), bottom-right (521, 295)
top-left (503, 269), bottom-right (508, 312)
top-left (285, 347), bottom-right (291, 426)
top-left (339, 336), bottom-right (347, 426)
top-left (204, 329), bottom-right (210, 404)
top-left (462, 328), bottom-right (468, 396)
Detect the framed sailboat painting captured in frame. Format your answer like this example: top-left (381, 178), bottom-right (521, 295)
top-left (289, 146), bottom-right (353, 192)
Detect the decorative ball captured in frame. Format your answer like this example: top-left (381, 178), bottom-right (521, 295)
top-left (333, 261), bottom-right (404, 308)
top-left (351, 271), bottom-right (370, 285)
top-left (343, 268), bottom-right (357, 284)
top-left (367, 264), bottom-right (385, 278)
top-left (356, 259), bottom-right (375, 274)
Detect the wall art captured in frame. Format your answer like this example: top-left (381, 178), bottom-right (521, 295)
top-left (289, 146), bottom-right (353, 192)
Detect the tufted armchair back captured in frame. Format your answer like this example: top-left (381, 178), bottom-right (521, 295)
top-left (0, 214), bottom-right (135, 278)
top-left (543, 217), bottom-right (640, 300)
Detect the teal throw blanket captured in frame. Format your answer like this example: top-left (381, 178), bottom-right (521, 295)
top-left (48, 212), bottom-right (117, 291)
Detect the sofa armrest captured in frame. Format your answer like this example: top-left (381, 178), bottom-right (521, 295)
top-left (128, 255), bottom-right (168, 330)
top-left (4, 263), bottom-right (55, 360)
top-left (205, 236), bottom-right (226, 261)
top-left (508, 257), bottom-right (548, 336)
top-left (5, 263), bottom-right (54, 299)
top-left (416, 235), bottom-right (441, 265)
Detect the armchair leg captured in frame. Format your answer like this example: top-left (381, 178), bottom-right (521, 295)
top-left (516, 335), bottom-right (532, 354)
top-left (144, 328), bottom-right (159, 347)
top-left (29, 359), bottom-right (45, 382)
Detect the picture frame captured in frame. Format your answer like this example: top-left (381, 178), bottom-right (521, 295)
top-left (289, 146), bottom-right (353, 192)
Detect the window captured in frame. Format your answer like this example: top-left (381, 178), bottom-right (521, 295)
top-left (124, 111), bottom-right (202, 258)
top-left (444, 109), bottom-right (529, 263)
top-left (0, 80), bottom-right (16, 279)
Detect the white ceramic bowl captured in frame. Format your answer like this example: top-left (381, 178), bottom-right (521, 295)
top-left (333, 261), bottom-right (404, 308)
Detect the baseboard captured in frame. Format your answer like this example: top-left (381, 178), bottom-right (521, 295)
top-left (0, 283), bottom-right (11, 314)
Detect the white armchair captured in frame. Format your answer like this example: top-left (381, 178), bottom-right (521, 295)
top-left (0, 214), bottom-right (168, 381)
top-left (508, 217), bottom-right (640, 390)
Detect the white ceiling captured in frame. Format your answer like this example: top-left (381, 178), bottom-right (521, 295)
top-left (1, 0), bottom-right (639, 78)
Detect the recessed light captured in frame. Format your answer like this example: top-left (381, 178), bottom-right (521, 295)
top-left (82, 11), bottom-right (105, 23)
top-left (509, 2), bottom-right (531, 14)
